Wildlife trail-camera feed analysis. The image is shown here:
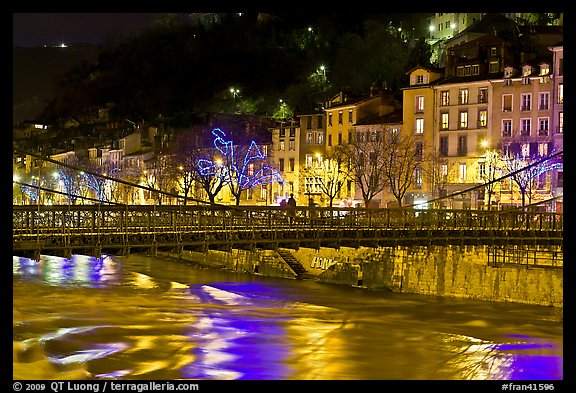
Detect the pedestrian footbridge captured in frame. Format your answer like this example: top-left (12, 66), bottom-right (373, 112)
top-left (13, 204), bottom-right (563, 260)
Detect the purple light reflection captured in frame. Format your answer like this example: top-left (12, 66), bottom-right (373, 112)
top-left (492, 339), bottom-right (563, 380)
top-left (182, 282), bottom-right (294, 379)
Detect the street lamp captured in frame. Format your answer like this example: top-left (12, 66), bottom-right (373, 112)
top-left (230, 88), bottom-right (240, 111)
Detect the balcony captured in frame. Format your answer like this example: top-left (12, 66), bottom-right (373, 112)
top-left (477, 121), bottom-right (487, 128)
top-left (555, 126), bottom-right (563, 134)
top-left (538, 129), bottom-right (549, 137)
top-left (520, 105), bottom-right (531, 112)
top-left (501, 129), bottom-right (512, 138)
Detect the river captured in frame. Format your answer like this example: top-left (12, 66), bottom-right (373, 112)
top-left (13, 252), bottom-right (563, 381)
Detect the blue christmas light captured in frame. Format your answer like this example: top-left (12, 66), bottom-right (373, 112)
top-left (197, 128), bottom-right (283, 188)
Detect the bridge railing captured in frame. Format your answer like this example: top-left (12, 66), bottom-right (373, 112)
top-left (13, 204), bottom-right (563, 235)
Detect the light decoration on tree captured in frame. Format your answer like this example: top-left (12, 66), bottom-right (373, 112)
top-left (197, 128), bottom-right (283, 188)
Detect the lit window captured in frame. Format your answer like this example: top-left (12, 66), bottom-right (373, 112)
top-left (441, 164), bottom-right (448, 177)
top-left (415, 167), bottom-right (423, 188)
top-left (521, 143), bottom-right (530, 158)
top-left (441, 112), bottom-right (449, 130)
top-left (538, 143), bottom-right (548, 157)
top-left (415, 96), bottom-right (425, 113)
top-left (441, 91), bottom-right (450, 106)
top-left (415, 118), bottom-right (424, 134)
top-left (522, 65), bottom-right (532, 77)
top-left (459, 163), bottom-right (467, 182)
top-left (558, 83), bottom-right (563, 104)
top-left (459, 111), bottom-right (468, 129)
top-left (459, 89), bottom-right (469, 104)
top-left (478, 110), bottom-right (487, 127)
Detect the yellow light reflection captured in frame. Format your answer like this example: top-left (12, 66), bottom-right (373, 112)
top-left (130, 272), bottom-right (158, 289)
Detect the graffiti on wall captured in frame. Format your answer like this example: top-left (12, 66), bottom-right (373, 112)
top-left (310, 256), bottom-right (336, 270)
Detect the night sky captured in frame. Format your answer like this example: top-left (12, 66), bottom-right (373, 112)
top-left (13, 13), bottom-right (193, 47)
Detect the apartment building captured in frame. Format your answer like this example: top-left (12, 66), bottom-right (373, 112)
top-left (270, 120), bottom-right (300, 204)
top-left (323, 88), bottom-right (399, 203)
top-left (353, 110), bottom-right (403, 207)
top-left (490, 57), bottom-right (555, 208)
top-left (298, 112), bottom-right (325, 206)
top-left (549, 42), bottom-right (563, 212)
top-left (402, 65), bottom-right (444, 206)
top-left (427, 13), bottom-right (482, 41)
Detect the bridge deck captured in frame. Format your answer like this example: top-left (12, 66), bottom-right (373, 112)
top-left (13, 205), bottom-right (563, 257)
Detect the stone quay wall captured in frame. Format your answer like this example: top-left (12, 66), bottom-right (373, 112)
top-left (161, 243), bottom-right (563, 308)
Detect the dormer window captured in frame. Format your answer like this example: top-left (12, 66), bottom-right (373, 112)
top-left (540, 63), bottom-right (550, 76)
top-left (411, 72), bottom-right (427, 85)
top-left (522, 65), bottom-right (532, 77)
top-left (504, 67), bottom-right (514, 78)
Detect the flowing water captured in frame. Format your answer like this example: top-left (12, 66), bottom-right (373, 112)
top-left (13, 253), bottom-right (563, 380)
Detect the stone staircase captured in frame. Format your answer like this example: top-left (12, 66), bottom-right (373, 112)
top-left (276, 249), bottom-right (308, 279)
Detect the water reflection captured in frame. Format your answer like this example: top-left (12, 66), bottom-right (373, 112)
top-left (13, 255), bottom-right (118, 287)
top-left (13, 254), bottom-right (563, 380)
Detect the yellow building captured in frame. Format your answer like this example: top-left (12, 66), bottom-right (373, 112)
top-left (402, 65), bottom-right (443, 206)
top-left (323, 88), bottom-right (398, 204)
top-left (270, 120), bottom-right (300, 205)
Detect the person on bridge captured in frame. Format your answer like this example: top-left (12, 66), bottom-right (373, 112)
top-left (287, 193), bottom-right (297, 225)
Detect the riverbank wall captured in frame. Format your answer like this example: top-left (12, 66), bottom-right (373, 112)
top-left (159, 243), bottom-right (563, 308)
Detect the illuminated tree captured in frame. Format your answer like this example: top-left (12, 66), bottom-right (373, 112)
top-left (477, 149), bottom-right (504, 209)
top-left (55, 156), bottom-right (83, 205)
top-left (198, 128), bottom-right (282, 206)
top-left (501, 149), bottom-right (562, 207)
top-left (301, 146), bottom-right (351, 207)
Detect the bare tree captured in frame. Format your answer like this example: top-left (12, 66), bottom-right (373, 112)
top-left (172, 128), bottom-right (226, 204)
top-left (143, 154), bottom-right (177, 205)
top-left (426, 152), bottom-right (456, 208)
top-left (383, 133), bottom-right (420, 208)
top-left (343, 127), bottom-right (389, 208)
